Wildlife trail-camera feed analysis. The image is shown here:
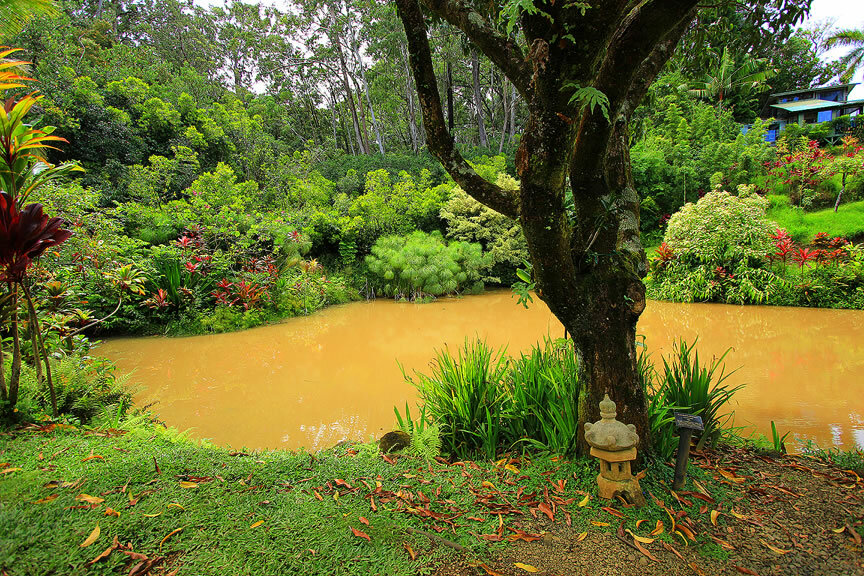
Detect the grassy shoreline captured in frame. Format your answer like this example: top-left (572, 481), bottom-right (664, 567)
top-left (2, 421), bottom-right (862, 575)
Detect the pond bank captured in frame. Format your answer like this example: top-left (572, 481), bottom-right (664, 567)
top-left (0, 424), bottom-right (861, 575)
top-left (96, 292), bottom-right (864, 453)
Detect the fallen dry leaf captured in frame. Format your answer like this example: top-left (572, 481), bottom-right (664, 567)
top-left (576, 531), bottom-right (588, 542)
top-left (0, 468), bottom-right (22, 475)
top-left (626, 529), bottom-right (655, 544)
top-left (81, 455), bottom-right (104, 463)
top-left (634, 539), bottom-right (659, 562)
top-left (845, 524), bottom-right (861, 545)
top-left (142, 513), bottom-right (162, 518)
top-left (578, 494), bottom-right (590, 507)
top-left (33, 494), bottom-right (59, 504)
top-left (478, 563), bottom-right (506, 576)
top-left (104, 508), bottom-right (120, 517)
top-left (689, 562), bottom-right (707, 575)
top-left (250, 520), bottom-right (263, 529)
top-left (636, 519), bottom-right (649, 529)
top-left (403, 542), bottom-right (417, 561)
top-left (178, 481), bottom-right (198, 489)
top-left (760, 539), bottom-right (790, 555)
top-left (88, 544), bottom-right (114, 565)
top-left (710, 510), bottom-right (720, 526)
top-left (159, 527), bottom-right (183, 550)
top-left (650, 520), bottom-right (665, 537)
top-left (538, 502), bottom-right (554, 521)
top-left (79, 525), bottom-right (100, 548)
top-left (734, 567), bottom-right (760, 575)
top-left (662, 540), bottom-right (685, 561)
top-left (359, 516), bottom-right (370, 526)
top-left (351, 527), bottom-right (371, 541)
top-left (590, 521), bottom-right (609, 527)
top-left (76, 494), bottom-right (105, 505)
top-left (602, 506), bottom-right (624, 519)
top-left (513, 563), bottom-right (538, 573)
top-left (167, 503), bottom-right (185, 511)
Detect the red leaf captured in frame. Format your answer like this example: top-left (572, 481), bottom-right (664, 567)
top-left (351, 527), bottom-right (371, 541)
top-left (734, 567), bottom-right (760, 576)
top-left (359, 516), bottom-right (370, 526)
top-left (538, 502), bottom-right (554, 521)
top-left (602, 506), bottom-right (624, 519)
top-left (634, 539), bottom-right (659, 562)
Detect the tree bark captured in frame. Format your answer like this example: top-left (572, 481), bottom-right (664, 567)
top-left (330, 4), bottom-right (367, 155)
top-left (446, 62), bottom-right (454, 134)
top-left (498, 77), bottom-right (509, 154)
top-left (350, 34), bottom-right (386, 155)
top-left (471, 48), bottom-right (488, 148)
top-left (401, 43), bottom-right (420, 154)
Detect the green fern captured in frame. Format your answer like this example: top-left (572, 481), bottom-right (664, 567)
top-left (409, 423), bottom-right (442, 463)
top-left (563, 83), bottom-right (611, 122)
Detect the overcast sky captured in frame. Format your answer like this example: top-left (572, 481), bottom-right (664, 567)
top-left (196, 0), bottom-right (864, 98)
top-left (803, 0), bottom-right (864, 98)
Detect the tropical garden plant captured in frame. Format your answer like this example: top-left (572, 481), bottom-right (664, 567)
top-left (0, 48), bottom-right (81, 416)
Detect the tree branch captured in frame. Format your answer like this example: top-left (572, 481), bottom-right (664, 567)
top-left (623, 12), bottom-right (697, 117)
top-left (571, 1), bottom-right (700, 186)
top-left (419, 0), bottom-right (532, 99)
top-left (395, 0), bottom-right (519, 219)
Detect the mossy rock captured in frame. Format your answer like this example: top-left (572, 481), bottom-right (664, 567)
top-left (378, 430), bottom-right (410, 454)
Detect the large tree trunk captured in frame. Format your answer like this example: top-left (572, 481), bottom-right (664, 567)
top-left (446, 62), bottom-right (454, 134)
top-left (401, 43), bottom-right (420, 154)
top-left (395, 0), bottom-right (699, 457)
top-left (471, 48), bottom-right (488, 148)
top-left (330, 4), bottom-right (366, 155)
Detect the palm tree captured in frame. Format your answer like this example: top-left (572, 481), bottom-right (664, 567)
top-left (687, 47), bottom-right (775, 111)
top-left (825, 28), bottom-right (864, 83)
top-left (0, 0), bottom-right (56, 39)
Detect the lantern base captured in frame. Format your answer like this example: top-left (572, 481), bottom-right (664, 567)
top-left (596, 473), bottom-right (647, 507)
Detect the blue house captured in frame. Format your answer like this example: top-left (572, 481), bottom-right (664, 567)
top-left (759, 83), bottom-right (864, 143)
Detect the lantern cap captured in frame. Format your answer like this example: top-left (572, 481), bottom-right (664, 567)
top-left (584, 394), bottom-right (639, 452)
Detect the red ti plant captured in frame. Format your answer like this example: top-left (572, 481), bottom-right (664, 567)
top-left (651, 242), bottom-right (675, 274)
top-left (0, 192), bottom-right (71, 414)
top-left (791, 247), bottom-right (817, 279)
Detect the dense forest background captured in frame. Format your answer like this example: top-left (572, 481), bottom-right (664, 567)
top-left (1, 0), bottom-right (861, 337)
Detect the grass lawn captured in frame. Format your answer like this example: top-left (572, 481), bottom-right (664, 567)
top-left (767, 195), bottom-right (864, 244)
top-left (0, 421), bottom-right (727, 576)
top-left (2, 422), bottom-right (862, 575)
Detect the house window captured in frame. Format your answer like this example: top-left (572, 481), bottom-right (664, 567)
top-left (817, 110), bottom-right (833, 123)
top-left (821, 90), bottom-right (843, 102)
top-left (804, 112), bottom-right (818, 124)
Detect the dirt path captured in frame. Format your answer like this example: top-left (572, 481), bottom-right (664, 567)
top-left (436, 446), bottom-right (864, 576)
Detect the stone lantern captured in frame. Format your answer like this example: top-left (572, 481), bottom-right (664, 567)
top-left (584, 394), bottom-right (646, 506)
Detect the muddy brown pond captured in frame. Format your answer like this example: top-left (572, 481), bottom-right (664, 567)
top-left (96, 292), bottom-right (864, 453)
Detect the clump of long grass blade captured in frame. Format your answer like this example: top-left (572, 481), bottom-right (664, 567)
top-left (657, 338), bottom-right (743, 449)
top-left (404, 338), bottom-right (510, 459)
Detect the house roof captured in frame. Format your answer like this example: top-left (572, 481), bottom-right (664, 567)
top-left (769, 83), bottom-right (859, 99)
top-left (770, 98), bottom-right (864, 113)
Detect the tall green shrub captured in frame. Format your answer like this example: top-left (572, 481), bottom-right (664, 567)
top-left (365, 231), bottom-right (486, 299)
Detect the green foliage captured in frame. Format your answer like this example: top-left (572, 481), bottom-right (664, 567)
top-left (440, 175), bottom-right (528, 284)
top-left (405, 338), bottom-right (581, 460)
top-left (563, 83), bottom-right (611, 122)
top-left (769, 197), bottom-right (864, 244)
top-left (640, 339), bottom-right (742, 459)
top-left (365, 231), bottom-right (486, 299)
top-left (664, 187), bottom-right (775, 263)
top-left (9, 350), bottom-right (132, 426)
